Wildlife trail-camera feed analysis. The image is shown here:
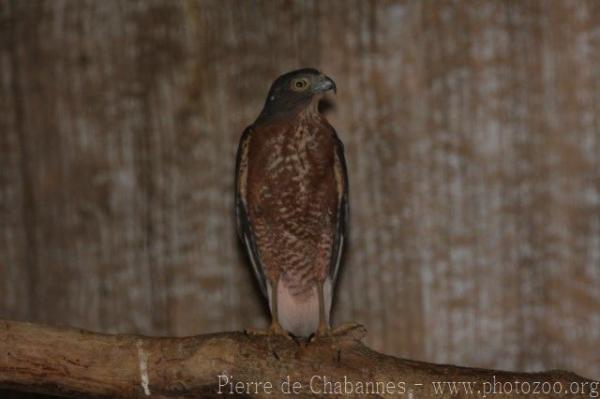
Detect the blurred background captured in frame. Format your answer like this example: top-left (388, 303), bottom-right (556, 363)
top-left (1, 1), bottom-right (599, 396)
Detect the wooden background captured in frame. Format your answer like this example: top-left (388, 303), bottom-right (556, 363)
top-left (1, 0), bottom-right (599, 391)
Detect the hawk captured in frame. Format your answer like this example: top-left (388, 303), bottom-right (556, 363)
top-left (235, 68), bottom-right (348, 338)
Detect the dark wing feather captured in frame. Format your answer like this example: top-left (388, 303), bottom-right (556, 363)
top-left (330, 131), bottom-right (349, 283)
top-left (235, 126), bottom-right (268, 297)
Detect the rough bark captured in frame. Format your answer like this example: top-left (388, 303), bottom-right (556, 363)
top-left (0, 320), bottom-right (594, 399)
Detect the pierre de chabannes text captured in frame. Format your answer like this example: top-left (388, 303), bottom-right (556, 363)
top-left (217, 374), bottom-right (599, 397)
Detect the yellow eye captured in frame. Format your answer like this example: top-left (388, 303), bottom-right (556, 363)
top-left (291, 78), bottom-right (309, 91)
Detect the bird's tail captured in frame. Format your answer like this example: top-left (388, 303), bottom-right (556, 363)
top-left (268, 277), bottom-right (332, 338)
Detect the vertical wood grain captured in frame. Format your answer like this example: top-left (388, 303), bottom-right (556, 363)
top-left (0, 0), bottom-right (598, 381)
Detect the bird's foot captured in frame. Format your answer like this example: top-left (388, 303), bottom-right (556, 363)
top-left (316, 325), bottom-right (331, 337)
top-left (269, 322), bottom-right (293, 339)
top-left (309, 324), bottom-right (331, 342)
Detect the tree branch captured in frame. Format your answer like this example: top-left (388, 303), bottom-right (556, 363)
top-left (0, 320), bottom-right (595, 398)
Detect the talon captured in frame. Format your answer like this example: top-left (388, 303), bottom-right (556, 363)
top-left (269, 322), bottom-right (293, 340)
top-left (317, 326), bottom-right (331, 337)
top-left (309, 325), bottom-right (331, 342)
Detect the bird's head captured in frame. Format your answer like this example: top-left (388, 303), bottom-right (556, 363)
top-left (257, 68), bottom-right (336, 122)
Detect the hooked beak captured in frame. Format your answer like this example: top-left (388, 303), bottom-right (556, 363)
top-left (313, 75), bottom-right (336, 94)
